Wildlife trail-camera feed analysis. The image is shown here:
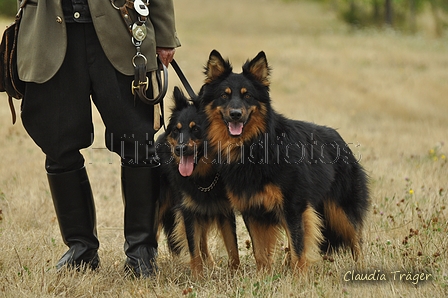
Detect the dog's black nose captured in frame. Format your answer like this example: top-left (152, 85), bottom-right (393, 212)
top-left (175, 144), bottom-right (188, 156)
top-left (229, 109), bottom-right (242, 120)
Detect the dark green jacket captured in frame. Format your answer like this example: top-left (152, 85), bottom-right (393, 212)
top-left (17, 0), bottom-right (181, 83)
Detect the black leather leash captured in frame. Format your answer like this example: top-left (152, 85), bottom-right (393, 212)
top-left (110, 0), bottom-right (197, 130)
top-left (170, 59), bottom-right (197, 99)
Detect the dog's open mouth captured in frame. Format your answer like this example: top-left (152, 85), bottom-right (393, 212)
top-left (228, 122), bottom-right (244, 136)
top-left (179, 155), bottom-right (195, 177)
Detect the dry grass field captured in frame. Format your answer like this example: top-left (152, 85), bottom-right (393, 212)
top-left (1, 0), bottom-right (447, 297)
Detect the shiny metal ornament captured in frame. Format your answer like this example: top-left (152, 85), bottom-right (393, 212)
top-left (132, 23), bottom-right (147, 41)
top-left (134, 0), bottom-right (149, 17)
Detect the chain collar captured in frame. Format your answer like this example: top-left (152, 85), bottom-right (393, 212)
top-left (195, 172), bottom-right (220, 192)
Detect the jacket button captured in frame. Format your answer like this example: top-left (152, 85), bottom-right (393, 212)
top-left (56, 16), bottom-right (63, 24)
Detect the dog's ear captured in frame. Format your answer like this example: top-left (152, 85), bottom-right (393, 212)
top-left (243, 51), bottom-right (270, 87)
top-left (190, 95), bottom-right (202, 110)
top-left (173, 86), bottom-right (189, 110)
top-left (204, 50), bottom-right (232, 83)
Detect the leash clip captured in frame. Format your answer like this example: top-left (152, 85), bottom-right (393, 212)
top-left (132, 37), bottom-right (143, 47)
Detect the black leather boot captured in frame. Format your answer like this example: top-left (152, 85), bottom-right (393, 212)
top-left (47, 167), bottom-right (100, 271)
top-left (121, 165), bottom-right (160, 278)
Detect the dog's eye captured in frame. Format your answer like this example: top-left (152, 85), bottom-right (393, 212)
top-left (192, 126), bottom-right (200, 133)
top-left (221, 94), bottom-right (229, 100)
top-left (243, 94), bottom-right (251, 99)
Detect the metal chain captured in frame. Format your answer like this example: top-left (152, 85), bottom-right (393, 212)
top-left (195, 172), bottom-right (220, 192)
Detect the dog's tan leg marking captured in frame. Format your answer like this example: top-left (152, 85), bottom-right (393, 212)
top-left (218, 218), bottom-right (240, 270)
top-left (190, 220), bottom-right (207, 278)
top-left (324, 200), bottom-right (361, 260)
top-left (290, 205), bottom-right (323, 272)
top-left (246, 219), bottom-right (279, 272)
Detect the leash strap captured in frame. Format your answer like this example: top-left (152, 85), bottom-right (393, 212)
top-left (110, 1), bottom-right (196, 131)
top-left (112, 0), bottom-right (167, 104)
top-left (117, 0), bottom-right (135, 34)
top-left (111, 0), bottom-right (167, 131)
top-left (6, 0), bottom-right (29, 124)
top-left (170, 59), bottom-right (197, 98)
top-left (131, 56), bottom-right (168, 105)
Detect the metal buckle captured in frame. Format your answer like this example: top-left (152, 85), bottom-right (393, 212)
top-left (131, 76), bottom-right (149, 95)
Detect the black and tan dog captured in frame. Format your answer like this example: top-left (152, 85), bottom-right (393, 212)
top-left (199, 50), bottom-right (369, 272)
top-left (157, 87), bottom-right (240, 277)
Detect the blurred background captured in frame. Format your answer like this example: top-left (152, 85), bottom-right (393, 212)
top-left (0, 1), bottom-right (447, 296)
top-left (1, 0), bottom-right (448, 35)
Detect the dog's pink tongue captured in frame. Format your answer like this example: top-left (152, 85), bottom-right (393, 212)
top-left (179, 155), bottom-right (195, 177)
top-left (229, 122), bottom-right (244, 136)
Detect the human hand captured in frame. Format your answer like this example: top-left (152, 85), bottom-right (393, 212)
top-left (156, 47), bottom-right (176, 67)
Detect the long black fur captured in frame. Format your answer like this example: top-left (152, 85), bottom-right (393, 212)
top-left (199, 50), bottom-right (369, 271)
top-left (157, 87), bottom-right (240, 277)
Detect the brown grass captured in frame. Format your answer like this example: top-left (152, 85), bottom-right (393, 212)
top-left (1, 0), bottom-right (447, 296)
